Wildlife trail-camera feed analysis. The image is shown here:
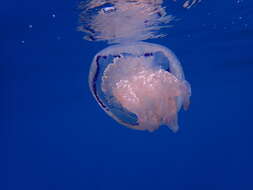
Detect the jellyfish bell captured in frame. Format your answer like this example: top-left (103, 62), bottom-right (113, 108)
top-left (79, 0), bottom-right (192, 132)
top-left (89, 42), bottom-right (191, 132)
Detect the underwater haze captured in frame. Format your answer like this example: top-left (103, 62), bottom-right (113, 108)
top-left (2, 0), bottom-right (253, 190)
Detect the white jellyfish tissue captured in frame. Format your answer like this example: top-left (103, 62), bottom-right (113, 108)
top-left (78, 0), bottom-right (194, 132)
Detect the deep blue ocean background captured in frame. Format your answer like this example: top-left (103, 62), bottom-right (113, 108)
top-left (2, 0), bottom-right (253, 189)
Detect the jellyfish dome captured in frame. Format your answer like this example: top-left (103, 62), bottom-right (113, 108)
top-left (79, 0), bottom-right (193, 132)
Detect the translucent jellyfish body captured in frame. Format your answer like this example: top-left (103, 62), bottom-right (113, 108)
top-left (89, 42), bottom-right (191, 132)
top-left (79, 0), bottom-right (193, 132)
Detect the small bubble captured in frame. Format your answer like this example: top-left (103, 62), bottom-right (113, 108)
top-left (28, 24), bottom-right (33, 29)
top-left (52, 14), bottom-right (56, 18)
top-left (21, 40), bottom-right (25, 44)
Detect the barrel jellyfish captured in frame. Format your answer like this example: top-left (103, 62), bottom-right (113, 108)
top-left (78, 0), bottom-right (192, 132)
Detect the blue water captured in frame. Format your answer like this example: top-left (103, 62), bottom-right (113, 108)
top-left (2, 0), bottom-right (253, 190)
